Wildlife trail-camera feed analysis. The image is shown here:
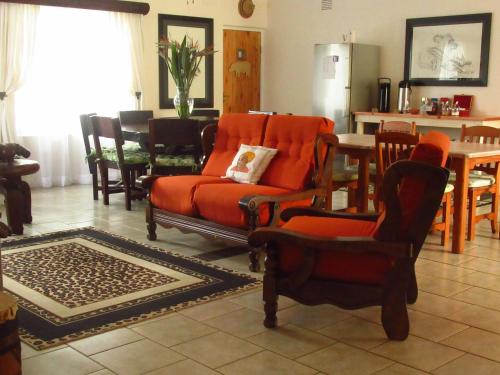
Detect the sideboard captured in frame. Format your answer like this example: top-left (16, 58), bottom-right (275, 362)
top-left (354, 112), bottom-right (500, 134)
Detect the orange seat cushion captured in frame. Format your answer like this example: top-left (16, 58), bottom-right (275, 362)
top-left (279, 216), bottom-right (393, 284)
top-left (194, 183), bottom-right (310, 229)
top-left (151, 176), bottom-right (234, 216)
top-left (202, 113), bottom-right (268, 177)
top-left (260, 115), bottom-right (334, 190)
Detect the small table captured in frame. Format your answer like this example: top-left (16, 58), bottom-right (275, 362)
top-left (336, 133), bottom-right (500, 254)
top-left (354, 112), bottom-right (500, 134)
top-left (0, 159), bottom-right (40, 235)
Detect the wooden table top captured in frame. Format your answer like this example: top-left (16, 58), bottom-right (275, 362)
top-left (337, 133), bottom-right (500, 159)
top-left (354, 112), bottom-right (500, 122)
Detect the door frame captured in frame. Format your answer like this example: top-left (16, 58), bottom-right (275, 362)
top-left (222, 26), bottom-right (265, 112)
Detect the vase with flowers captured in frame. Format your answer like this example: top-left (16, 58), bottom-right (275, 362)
top-left (158, 35), bottom-right (216, 119)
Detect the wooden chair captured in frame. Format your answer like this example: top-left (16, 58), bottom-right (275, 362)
top-left (118, 110), bottom-right (154, 127)
top-left (379, 120), bottom-right (417, 134)
top-left (148, 118), bottom-right (202, 175)
top-left (91, 116), bottom-right (149, 210)
top-left (249, 133), bottom-right (450, 340)
top-left (375, 131), bottom-right (453, 246)
top-left (459, 125), bottom-right (500, 241)
top-left (80, 113), bottom-right (122, 201)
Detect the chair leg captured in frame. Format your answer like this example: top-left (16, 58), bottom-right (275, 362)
top-left (123, 168), bottom-right (132, 211)
top-left (248, 248), bottom-right (261, 272)
top-left (92, 172), bottom-right (99, 200)
top-left (490, 189), bottom-right (499, 234)
top-left (441, 192), bottom-right (451, 247)
top-left (263, 248), bottom-right (278, 328)
top-left (406, 268), bottom-right (418, 304)
top-left (146, 204), bottom-right (157, 241)
top-left (100, 165), bottom-right (110, 206)
top-left (467, 190), bottom-right (477, 241)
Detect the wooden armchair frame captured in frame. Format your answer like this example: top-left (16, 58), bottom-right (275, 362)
top-left (249, 160), bottom-right (449, 340)
top-left (140, 129), bottom-right (339, 271)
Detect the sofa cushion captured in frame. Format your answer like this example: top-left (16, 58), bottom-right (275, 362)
top-left (194, 183), bottom-right (310, 229)
top-left (260, 115), bottom-right (334, 190)
top-left (151, 176), bottom-right (234, 216)
top-left (202, 113), bottom-right (269, 177)
top-left (279, 216), bottom-right (392, 284)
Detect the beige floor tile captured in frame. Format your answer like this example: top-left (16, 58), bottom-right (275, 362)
top-left (415, 261), bottom-right (476, 281)
top-left (179, 299), bottom-right (244, 321)
top-left (277, 304), bottom-right (352, 330)
top-left (467, 245), bottom-right (500, 262)
top-left (441, 327), bottom-right (500, 361)
top-left (127, 312), bottom-right (179, 328)
top-left (21, 343), bottom-right (67, 359)
top-left (218, 350), bottom-right (317, 375)
top-left (90, 339), bottom-right (184, 375)
top-left (409, 291), bottom-right (471, 318)
top-left (462, 257), bottom-right (500, 276)
top-left (228, 289), bottom-right (297, 311)
top-left (247, 324), bottom-right (335, 359)
top-left (170, 332), bottom-right (262, 368)
top-left (432, 353), bottom-right (500, 375)
top-left (350, 306), bottom-right (381, 324)
top-left (89, 370), bottom-right (115, 375)
top-left (371, 335), bottom-right (463, 372)
top-left (452, 287), bottom-right (500, 311)
top-left (447, 304), bottom-right (500, 333)
top-left (22, 347), bottom-right (102, 375)
top-left (453, 271), bottom-right (500, 292)
top-left (408, 310), bottom-right (469, 342)
top-left (204, 307), bottom-right (269, 338)
top-left (145, 359), bottom-right (219, 375)
top-left (69, 328), bottom-right (143, 356)
top-left (415, 274), bottom-right (472, 297)
top-left (131, 314), bottom-right (216, 347)
top-left (298, 342), bottom-right (393, 375)
top-left (373, 363), bottom-right (428, 374)
top-left (418, 249), bottom-right (476, 266)
top-left (320, 317), bottom-right (388, 349)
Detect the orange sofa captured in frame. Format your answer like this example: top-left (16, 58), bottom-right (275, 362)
top-left (140, 113), bottom-right (337, 271)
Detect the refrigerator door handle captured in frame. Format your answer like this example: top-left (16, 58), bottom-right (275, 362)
top-left (344, 86), bottom-right (351, 118)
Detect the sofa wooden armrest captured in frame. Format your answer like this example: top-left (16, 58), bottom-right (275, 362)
top-left (280, 206), bottom-right (380, 222)
top-left (200, 123), bottom-right (217, 169)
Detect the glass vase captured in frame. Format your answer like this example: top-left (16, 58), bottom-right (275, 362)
top-left (173, 87), bottom-right (194, 119)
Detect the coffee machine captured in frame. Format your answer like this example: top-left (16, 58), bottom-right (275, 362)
top-left (397, 80), bottom-right (412, 113)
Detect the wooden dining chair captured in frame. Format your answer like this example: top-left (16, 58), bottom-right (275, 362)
top-left (458, 125), bottom-right (500, 241)
top-left (148, 118), bottom-right (202, 175)
top-left (379, 120), bottom-right (417, 134)
top-left (118, 110), bottom-right (154, 127)
top-left (91, 116), bottom-right (149, 210)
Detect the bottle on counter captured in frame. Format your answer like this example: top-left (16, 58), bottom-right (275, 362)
top-left (420, 97), bottom-right (427, 115)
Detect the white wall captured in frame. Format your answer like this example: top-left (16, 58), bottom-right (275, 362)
top-left (263, 0), bottom-right (499, 117)
top-left (142, 0), bottom-right (268, 116)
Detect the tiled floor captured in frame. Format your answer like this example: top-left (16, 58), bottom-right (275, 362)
top-left (7, 185), bottom-right (500, 374)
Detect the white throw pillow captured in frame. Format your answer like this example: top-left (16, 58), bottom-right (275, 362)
top-left (224, 144), bottom-right (278, 184)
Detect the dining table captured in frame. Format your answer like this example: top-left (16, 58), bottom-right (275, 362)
top-left (336, 133), bottom-right (500, 254)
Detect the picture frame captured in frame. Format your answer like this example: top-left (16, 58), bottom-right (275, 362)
top-left (404, 13), bottom-right (492, 86)
top-left (158, 14), bottom-right (214, 109)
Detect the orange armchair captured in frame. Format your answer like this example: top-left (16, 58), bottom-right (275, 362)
top-left (249, 132), bottom-right (450, 340)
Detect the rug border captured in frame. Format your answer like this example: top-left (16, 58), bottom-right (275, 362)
top-left (2, 227), bottom-right (262, 351)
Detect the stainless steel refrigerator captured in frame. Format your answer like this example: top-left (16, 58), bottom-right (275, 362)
top-left (312, 43), bottom-right (380, 134)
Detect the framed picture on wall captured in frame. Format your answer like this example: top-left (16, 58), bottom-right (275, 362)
top-left (158, 14), bottom-right (214, 109)
top-left (404, 13), bottom-right (492, 86)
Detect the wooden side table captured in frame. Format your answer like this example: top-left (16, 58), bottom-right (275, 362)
top-left (0, 159), bottom-right (40, 235)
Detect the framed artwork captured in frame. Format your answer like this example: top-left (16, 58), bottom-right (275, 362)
top-left (158, 14), bottom-right (214, 109)
top-left (404, 13), bottom-right (492, 86)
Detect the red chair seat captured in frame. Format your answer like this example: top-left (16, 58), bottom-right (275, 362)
top-left (151, 176), bottom-right (234, 216)
top-left (194, 183), bottom-right (310, 229)
top-left (279, 216), bottom-right (394, 285)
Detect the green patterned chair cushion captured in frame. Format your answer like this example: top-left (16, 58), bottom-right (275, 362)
top-left (332, 168), bottom-right (359, 182)
top-left (86, 143), bottom-right (149, 165)
top-left (344, 163), bottom-right (377, 175)
top-left (448, 171), bottom-right (495, 187)
top-left (155, 154), bottom-right (196, 167)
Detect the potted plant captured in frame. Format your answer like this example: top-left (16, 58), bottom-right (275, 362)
top-left (158, 35), bottom-right (216, 119)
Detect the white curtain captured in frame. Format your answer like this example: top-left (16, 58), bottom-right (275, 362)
top-left (14, 7), bottom-right (144, 188)
top-left (0, 3), bottom-right (39, 143)
top-left (112, 12), bottom-right (145, 110)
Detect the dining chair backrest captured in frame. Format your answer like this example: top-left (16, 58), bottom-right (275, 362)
top-left (91, 116), bottom-right (125, 165)
top-left (379, 120), bottom-right (417, 135)
top-left (148, 118), bottom-right (202, 169)
top-left (190, 109), bottom-right (220, 117)
top-left (80, 113), bottom-right (97, 173)
top-left (461, 124), bottom-right (500, 175)
top-left (118, 110), bottom-right (154, 126)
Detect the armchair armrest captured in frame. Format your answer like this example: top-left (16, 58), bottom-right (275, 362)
top-left (280, 206), bottom-right (380, 222)
top-left (200, 124), bottom-right (217, 168)
top-left (248, 227), bottom-right (413, 259)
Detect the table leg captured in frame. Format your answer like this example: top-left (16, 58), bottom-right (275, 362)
top-left (452, 158), bottom-right (469, 254)
top-left (356, 121), bottom-right (365, 135)
top-left (356, 154), bottom-right (370, 212)
top-left (4, 186), bottom-right (25, 235)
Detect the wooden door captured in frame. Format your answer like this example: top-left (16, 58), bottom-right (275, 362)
top-left (223, 29), bottom-right (261, 113)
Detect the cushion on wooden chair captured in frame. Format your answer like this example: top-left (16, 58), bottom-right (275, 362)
top-left (87, 144), bottom-right (149, 164)
top-left (155, 154), bottom-right (196, 167)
